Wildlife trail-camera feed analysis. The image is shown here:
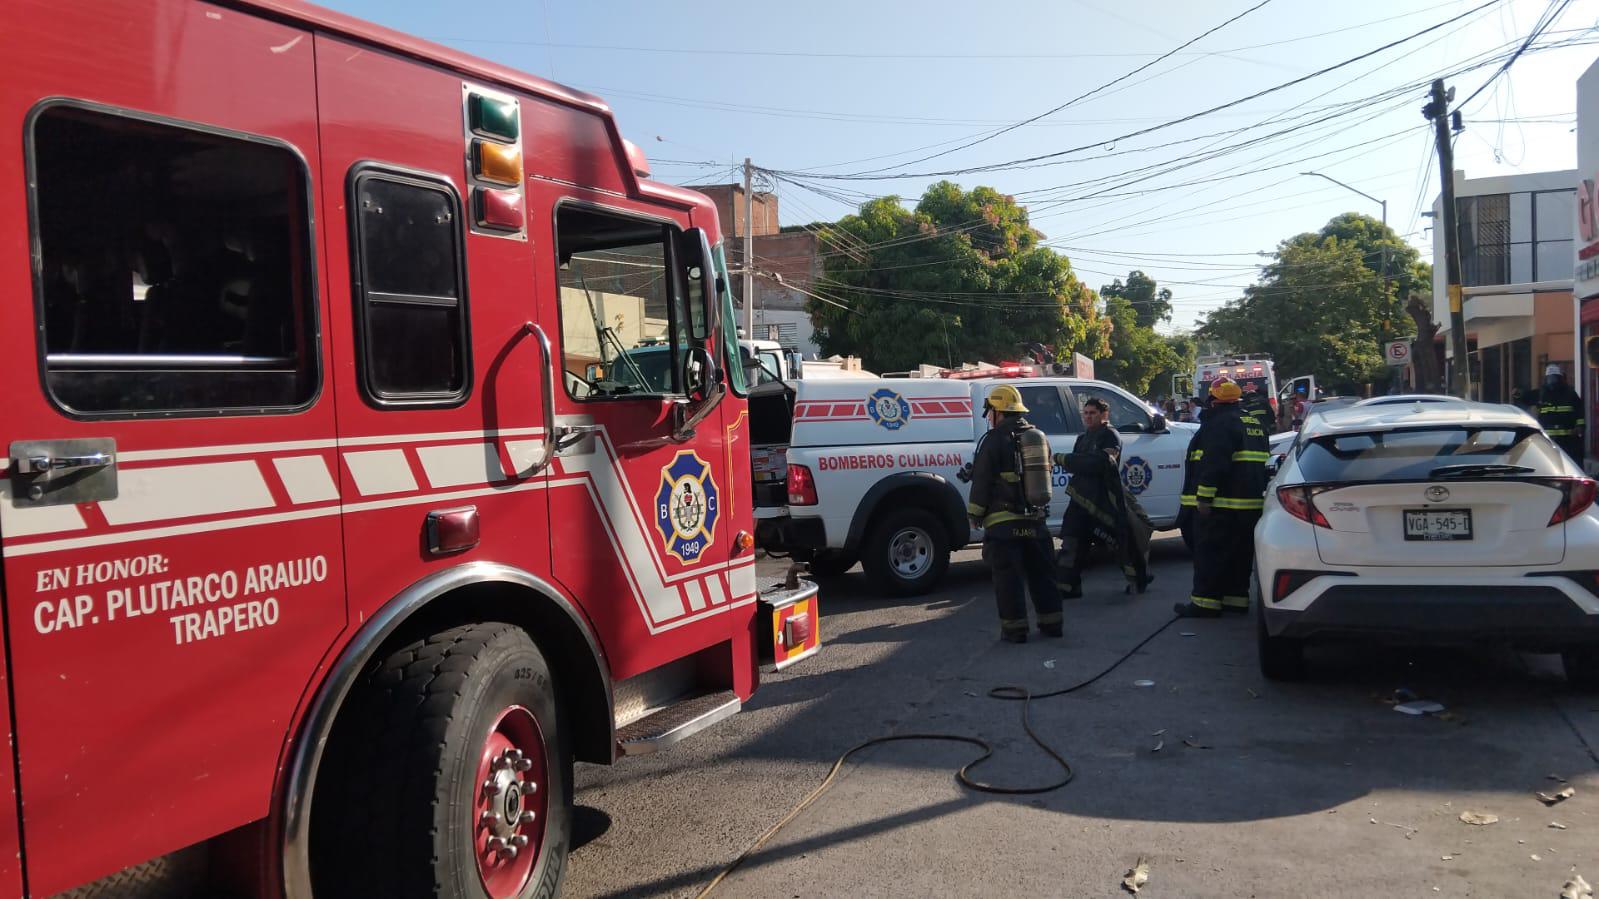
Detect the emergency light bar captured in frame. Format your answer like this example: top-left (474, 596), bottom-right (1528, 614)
top-left (939, 362), bottom-right (1036, 379)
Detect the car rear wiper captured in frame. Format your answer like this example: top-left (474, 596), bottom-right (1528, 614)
top-left (1427, 463), bottom-right (1536, 479)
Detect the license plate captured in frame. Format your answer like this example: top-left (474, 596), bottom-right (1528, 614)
top-left (1403, 508), bottom-right (1473, 541)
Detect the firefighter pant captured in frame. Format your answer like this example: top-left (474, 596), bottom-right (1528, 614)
top-left (1054, 506), bottom-right (1097, 592)
top-left (1189, 509), bottom-right (1257, 612)
top-left (1556, 434), bottom-right (1585, 465)
top-left (983, 520), bottom-right (1062, 636)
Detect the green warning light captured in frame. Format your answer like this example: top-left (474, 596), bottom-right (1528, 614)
top-left (468, 93), bottom-right (519, 141)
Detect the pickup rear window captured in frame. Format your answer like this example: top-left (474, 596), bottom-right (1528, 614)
top-left (1296, 427), bottom-right (1568, 482)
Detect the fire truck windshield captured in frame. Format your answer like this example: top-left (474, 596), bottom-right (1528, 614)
top-left (1201, 376), bottom-right (1270, 396)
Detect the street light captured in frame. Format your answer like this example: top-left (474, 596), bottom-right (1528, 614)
top-left (1303, 170), bottom-right (1397, 386)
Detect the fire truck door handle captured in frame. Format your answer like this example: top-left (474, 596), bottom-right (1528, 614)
top-left (16, 451), bottom-right (113, 481)
top-left (524, 321), bottom-right (557, 475)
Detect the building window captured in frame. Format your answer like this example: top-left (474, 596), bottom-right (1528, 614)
top-left (349, 168), bottom-right (470, 405)
top-left (1533, 190), bottom-right (1574, 282)
top-left (1458, 194), bottom-right (1510, 287)
top-left (30, 104), bottom-right (318, 416)
top-left (555, 205), bottom-right (688, 400)
top-left (1457, 190), bottom-right (1576, 287)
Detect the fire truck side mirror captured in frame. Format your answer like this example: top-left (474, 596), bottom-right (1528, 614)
top-left (684, 227), bottom-right (720, 339)
top-left (682, 345), bottom-right (717, 403)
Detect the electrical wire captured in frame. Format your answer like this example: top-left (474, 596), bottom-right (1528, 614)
top-left (693, 613), bottom-right (1183, 898)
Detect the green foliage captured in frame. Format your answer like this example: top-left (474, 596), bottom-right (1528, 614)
top-left (1101, 270), bottom-right (1173, 329)
top-left (1198, 213), bottom-right (1424, 392)
top-left (807, 182), bottom-right (1109, 372)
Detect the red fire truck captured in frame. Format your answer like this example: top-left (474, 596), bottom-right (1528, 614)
top-left (0, 2), bottom-right (819, 896)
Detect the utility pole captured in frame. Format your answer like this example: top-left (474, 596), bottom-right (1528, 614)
top-left (1424, 78), bottom-right (1470, 399)
top-left (743, 157), bottom-right (755, 339)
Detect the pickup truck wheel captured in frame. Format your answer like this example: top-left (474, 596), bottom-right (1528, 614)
top-left (863, 507), bottom-right (949, 597)
top-left (311, 622), bottom-right (571, 899)
top-left (806, 551), bottom-right (857, 578)
top-left (1562, 647), bottom-right (1599, 692)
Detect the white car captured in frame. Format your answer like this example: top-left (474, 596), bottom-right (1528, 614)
top-left (1254, 402), bottom-right (1599, 686)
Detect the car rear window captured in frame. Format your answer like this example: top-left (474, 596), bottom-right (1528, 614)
top-left (1296, 427), bottom-right (1568, 482)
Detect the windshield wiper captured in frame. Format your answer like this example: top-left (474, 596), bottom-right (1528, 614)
top-left (1428, 463), bottom-right (1536, 479)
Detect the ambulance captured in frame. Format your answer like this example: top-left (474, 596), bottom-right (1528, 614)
top-left (0, 2), bottom-right (818, 896)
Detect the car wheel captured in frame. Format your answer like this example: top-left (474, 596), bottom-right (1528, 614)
top-left (311, 622), bottom-right (572, 899)
top-left (862, 506), bottom-right (949, 597)
top-left (1562, 647), bottom-right (1599, 692)
top-left (806, 551), bottom-right (857, 578)
top-left (1256, 601), bottom-right (1306, 682)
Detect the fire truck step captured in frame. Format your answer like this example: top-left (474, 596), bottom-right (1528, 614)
top-left (617, 689), bottom-right (741, 757)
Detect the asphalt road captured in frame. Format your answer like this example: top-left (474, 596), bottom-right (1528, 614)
top-left (566, 535), bottom-right (1599, 898)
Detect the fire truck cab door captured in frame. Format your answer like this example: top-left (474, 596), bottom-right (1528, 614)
top-left (0, 6), bottom-right (347, 896)
top-left (539, 201), bottom-right (735, 672)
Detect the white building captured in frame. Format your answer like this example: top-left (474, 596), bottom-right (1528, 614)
top-left (1432, 169), bottom-right (1577, 404)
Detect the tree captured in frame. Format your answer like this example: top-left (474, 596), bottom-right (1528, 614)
top-left (1093, 270), bottom-right (1187, 397)
top-left (807, 182), bottom-right (1109, 372)
top-left (1198, 214), bottom-right (1425, 393)
top-left (1101, 270), bottom-right (1173, 329)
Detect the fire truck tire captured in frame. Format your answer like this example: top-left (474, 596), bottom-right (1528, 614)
top-left (862, 506), bottom-right (949, 597)
top-left (311, 622), bottom-right (571, 899)
top-left (806, 551), bottom-right (857, 578)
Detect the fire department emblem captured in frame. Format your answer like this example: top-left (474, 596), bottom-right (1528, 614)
top-left (655, 451), bottom-right (720, 564)
top-left (1121, 456), bottom-right (1153, 496)
top-left (867, 388), bottom-right (911, 431)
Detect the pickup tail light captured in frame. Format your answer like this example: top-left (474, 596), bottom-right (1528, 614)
top-left (1549, 478), bottom-right (1599, 526)
top-left (1276, 485), bottom-right (1330, 528)
top-left (787, 463), bottom-right (818, 506)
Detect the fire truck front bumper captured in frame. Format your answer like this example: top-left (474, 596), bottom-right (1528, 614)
top-left (758, 573), bottom-right (822, 671)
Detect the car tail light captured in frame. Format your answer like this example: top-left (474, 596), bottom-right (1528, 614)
top-left (787, 464), bottom-right (818, 506)
top-left (1270, 568), bottom-right (1354, 603)
top-left (1549, 478), bottom-right (1598, 525)
top-left (1276, 485), bottom-right (1329, 527)
top-left (1269, 396), bottom-right (1279, 413)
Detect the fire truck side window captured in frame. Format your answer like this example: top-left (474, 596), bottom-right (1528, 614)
top-left (30, 104), bottom-right (318, 416)
top-left (555, 205), bottom-right (687, 399)
top-left (349, 170), bottom-right (470, 405)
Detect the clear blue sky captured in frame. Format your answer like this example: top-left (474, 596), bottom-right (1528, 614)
top-left (319, 0), bottom-right (1598, 332)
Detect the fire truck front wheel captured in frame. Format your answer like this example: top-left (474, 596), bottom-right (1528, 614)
top-left (311, 622), bottom-right (571, 899)
top-left (862, 506), bottom-right (950, 597)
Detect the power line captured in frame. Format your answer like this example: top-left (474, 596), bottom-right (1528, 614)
top-left (774, 0), bottom-right (1505, 182)
top-left (836, 0), bottom-right (1278, 176)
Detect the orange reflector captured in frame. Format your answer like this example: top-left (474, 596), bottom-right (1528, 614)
top-left (473, 139), bottom-right (522, 186)
top-left (736, 531), bottom-right (756, 552)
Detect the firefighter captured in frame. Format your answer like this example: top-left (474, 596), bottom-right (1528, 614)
top-left (966, 384), bottom-right (1061, 643)
top-left (1175, 378), bottom-right (1268, 618)
top-left (1525, 364), bottom-right (1585, 463)
top-left (1055, 396), bottom-right (1153, 596)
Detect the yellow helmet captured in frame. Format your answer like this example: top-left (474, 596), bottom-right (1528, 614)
top-left (1209, 377), bottom-right (1242, 404)
top-left (985, 384), bottom-right (1029, 414)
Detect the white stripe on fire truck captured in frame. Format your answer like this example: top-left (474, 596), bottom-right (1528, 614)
top-left (729, 561), bottom-right (757, 602)
top-left (272, 455), bottom-right (340, 505)
top-left (704, 572), bottom-right (727, 605)
top-left (343, 450), bottom-right (419, 496)
top-left (113, 426), bottom-right (547, 464)
top-left (416, 442), bottom-right (506, 489)
top-left (0, 478), bottom-right (575, 558)
top-left (100, 460), bottom-right (277, 527)
top-left (504, 439), bottom-right (549, 476)
top-left (555, 448), bottom-right (687, 624)
top-left (0, 484), bottom-right (87, 537)
top-left (682, 580), bottom-right (706, 611)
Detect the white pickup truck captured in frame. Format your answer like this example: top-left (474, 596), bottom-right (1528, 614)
top-left (755, 375), bottom-right (1198, 595)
